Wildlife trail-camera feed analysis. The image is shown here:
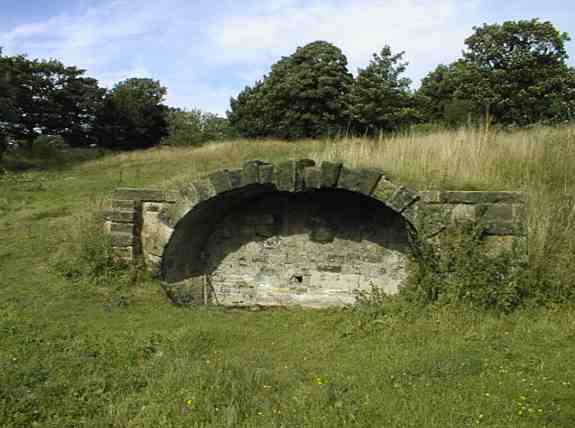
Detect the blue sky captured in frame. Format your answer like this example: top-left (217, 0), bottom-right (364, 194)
top-left (1, 0), bottom-right (574, 115)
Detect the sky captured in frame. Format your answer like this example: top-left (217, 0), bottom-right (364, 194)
top-left (1, 0), bottom-right (574, 116)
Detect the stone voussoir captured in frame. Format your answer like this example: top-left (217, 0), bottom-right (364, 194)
top-left (208, 170), bottom-right (233, 194)
top-left (320, 161), bottom-right (342, 188)
top-left (304, 166), bottom-right (322, 189)
top-left (273, 159), bottom-right (315, 192)
top-left (191, 178), bottom-right (217, 202)
top-left (242, 160), bottom-right (267, 186)
top-left (337, 167), bottom-right (383, 196)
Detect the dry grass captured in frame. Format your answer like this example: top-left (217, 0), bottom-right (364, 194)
top-left (87, 125), bottom-right (575, 278)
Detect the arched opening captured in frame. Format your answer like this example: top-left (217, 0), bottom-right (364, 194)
top-left (162, 187), bottom-right (412, 307)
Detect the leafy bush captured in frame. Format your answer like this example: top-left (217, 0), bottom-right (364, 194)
top-left (162, 108), bottom-right (233, 146)
top-left (406, 223), bottom-right (529, 313)
top-left (52, 212), bottom-right (148, 288)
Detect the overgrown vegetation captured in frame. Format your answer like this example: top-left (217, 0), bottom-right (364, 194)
top-left (1, 125), bottom-right (575, 426)
top-left (3, 19), bottom-right (575, 153)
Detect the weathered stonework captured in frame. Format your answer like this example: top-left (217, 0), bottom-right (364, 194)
top-left (104, 159), bottom-right (528, 308)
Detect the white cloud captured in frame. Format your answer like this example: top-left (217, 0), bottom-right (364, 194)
top-left (208, 0), bottom-right (482, 80)
top-left (0, 0), bottom-right (484, 115)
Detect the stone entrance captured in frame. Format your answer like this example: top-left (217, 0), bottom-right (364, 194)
top-left (202, 189), bottom-right (410, 307)
top-left (104, 158), bottom-right (528, 308)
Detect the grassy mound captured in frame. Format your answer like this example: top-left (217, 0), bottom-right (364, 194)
top-left (1, 126), bottom-right (574, 426)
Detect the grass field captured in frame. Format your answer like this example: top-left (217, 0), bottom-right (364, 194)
top-left (1, 126), bottom-right (575, 427)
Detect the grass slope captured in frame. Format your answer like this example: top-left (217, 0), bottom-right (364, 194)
top-left (1, 127), bottom-right (575, 427)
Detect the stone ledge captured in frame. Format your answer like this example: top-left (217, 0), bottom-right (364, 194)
top-left (113, 188), bottom-right (178, 202)
top-left (420, 191), bottom-right (526, 205)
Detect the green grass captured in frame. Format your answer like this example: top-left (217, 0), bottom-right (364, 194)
top-left (1, 127), bottom-right (575, 427)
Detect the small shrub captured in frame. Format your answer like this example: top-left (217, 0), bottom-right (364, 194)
top-left (406, 223), bottom-right (529, 313)
top-left (52, 211), bottom-right (148, 288)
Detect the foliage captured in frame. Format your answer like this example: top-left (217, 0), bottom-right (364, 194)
top-left (227, 80), bottom-right (273, 138)
top-left (162, 108), bottom-right (232, 146)
top-left (418, 62), bottom-right (476, 126)
top-left (406, 223), bottom-right (529, 313)
top-left (0, 51), bottom-right (105, 148)
top-left (418, 19), bottom-right (575, 126)
top-left (345, 46), bottom-right (421, 135)
top-left (228, 41), bottom-right (354, 139)
top-left (94, 78), bottom-right (169, 150)
top-left (2, 126), bottom-right (575, 425)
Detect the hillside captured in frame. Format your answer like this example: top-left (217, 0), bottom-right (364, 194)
top-left (1, 127), bottom-right (575, 426)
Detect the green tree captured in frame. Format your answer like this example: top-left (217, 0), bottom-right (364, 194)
top-left (228, 41), bottom-right (354, 139)
top-left (162, 108), bottom-right (232, 146)
top-left (418, 62), bottom-right (476, 126)
top-left (0, 52), bottom-right (105, 149)
top-left (94, 78), bottom-right (169, 149)
top-left (462, 19), bottom-right (574, 125)
top-left (345, 46), bottom-right (420, 135)
top-left (420, 19), bottom-right (575, 126)
top-left (228, 80), bottom-right (272, 138)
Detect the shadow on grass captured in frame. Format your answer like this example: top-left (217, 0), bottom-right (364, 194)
top-left (0, 145), bottom-right (111, 172)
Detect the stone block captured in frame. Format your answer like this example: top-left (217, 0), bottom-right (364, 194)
top-left (227, 169), bottom-right (243, 189)
top-left (272, 160), bottom-right (314, 192)
top-left (112, 199), bottom-right (138, 210)
top-left (111, 232), bottom-right (133, 247)
top-left (110, 222), bottom-right (135, 234)
top-left (390, 186), bottom-right (420, 213)
top-left (440, 191), bottom-right (525, 205)
top-left (242, 160), bottom-right (266, 186)
top-left (320, 161), bottom-right (342, 188)
top-left (259, 164), bottom-right (275, 185)
top-left (103, 209), bottom-right (136, 223)
top-left (415, 204), bottom-right (453, 237)
top-left (192, 178), bottom-right (217, 202)
top-left (208, 170), bottom-right (233, 194)
top-left (112, 246), bottom-right (133, 260)
top-left (418, 191), bottom-right (442, 204)
top-left (451, 204), bottom-right (477, 223)
top-left (372, 179), bottom-right (399, 206)
top-left (304, 166), bottom-right (322, 189)
top-left (163, 277), bottom-right (206, 306)
top-left (113, 188), bottom-right (177, 202)
top-left (337, 167), bottom-right (383, 195)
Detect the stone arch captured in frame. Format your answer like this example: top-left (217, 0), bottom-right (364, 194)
top-left (154, 159), bottom-right (422, 307)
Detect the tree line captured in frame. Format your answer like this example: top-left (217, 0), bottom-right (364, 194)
top-left (1, 18), bottom-right (574, 158)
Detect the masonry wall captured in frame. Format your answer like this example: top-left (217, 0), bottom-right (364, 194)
top-left (103, 159), bottom-right (528, 308)
top-left (202, 189), bottom-right (409, 307)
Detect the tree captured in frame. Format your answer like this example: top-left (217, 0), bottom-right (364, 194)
top-left (345, 46), bottom-right (420, 135)
top-left (417, 61), bottom-right (476, 126)
top-left (227, 80), bottom-right (273, 138)
top-left (162, 108), bottom-right (232, 146)
top-left (94, 78), bottom-right (169, 149)
top-left (0, 52), bottom-right (105, 148)
top-left (422, 19), bottom-right (575, 126)
top-left (228, 41), bottom-right (354, 139)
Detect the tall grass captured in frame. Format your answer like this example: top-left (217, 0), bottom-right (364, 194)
top-left (86, 125), bottom-right (575, 302)
top-left (2, 125), bottom-right (575, 426)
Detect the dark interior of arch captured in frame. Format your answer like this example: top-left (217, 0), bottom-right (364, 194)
top-left (162, 187), bottom-right (412, 307)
